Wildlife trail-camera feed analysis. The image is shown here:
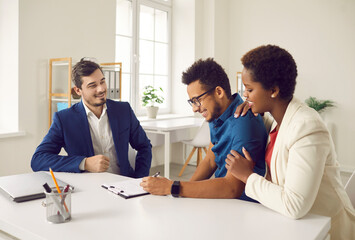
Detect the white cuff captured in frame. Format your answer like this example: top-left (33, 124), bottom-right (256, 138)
top-left (245, 173), bottom-right (259, 198)
top-left (79, 158), bottom-right (86, 170)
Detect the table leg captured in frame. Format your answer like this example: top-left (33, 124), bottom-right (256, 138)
top-left (164, 131), bottom-right (170, 178)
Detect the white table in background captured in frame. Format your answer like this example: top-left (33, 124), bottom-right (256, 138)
top-left (0, 172), bottom-right (330, 240)
top-left (140, 117), bottom-right (204, 178)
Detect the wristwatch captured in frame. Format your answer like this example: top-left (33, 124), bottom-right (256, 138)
top-left (171, 181), bottom-right (180, 198)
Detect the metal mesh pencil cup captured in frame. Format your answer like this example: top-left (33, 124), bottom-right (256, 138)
top-left (43, 186), bottom-right (72, 223)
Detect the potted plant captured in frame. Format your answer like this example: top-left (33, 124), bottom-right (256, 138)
top-left (142, 85), bottom-right (164, 119)
top-left (305, 96), bottom-right (335, 114)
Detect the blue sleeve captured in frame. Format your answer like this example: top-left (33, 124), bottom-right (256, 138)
top-left (231, 113), bottom-right (267, 203)
top-left (128, 106), bottom-right (152, 178)
top-left (31, 112), bottom-right (85, 173)
top-left (231, 113), bottom-right (267, 177)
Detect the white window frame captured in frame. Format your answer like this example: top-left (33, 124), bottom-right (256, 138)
top-left (0, 0), bottom-right (24, 137)
top-left (116, 0), bottom-right (172, 115)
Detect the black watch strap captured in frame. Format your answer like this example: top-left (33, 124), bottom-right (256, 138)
top-left (171, 181), bottom-right (180, 197)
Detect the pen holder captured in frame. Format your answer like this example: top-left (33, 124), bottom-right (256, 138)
top-left (43, 186), bottom-right (72, 224)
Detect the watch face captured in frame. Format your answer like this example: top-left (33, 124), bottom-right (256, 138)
top-left (171, 181), bottom-right (180, 197)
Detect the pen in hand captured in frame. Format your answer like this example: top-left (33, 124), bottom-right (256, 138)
top-left (152, 172), bottom-right (160, 177)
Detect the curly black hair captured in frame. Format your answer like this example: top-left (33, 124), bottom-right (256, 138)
top-left (72, 58), bottom-right (103, 88)
top-left (182, 58), bottom-right (232, 98)
top-left (241, 45), bottom-right (297, 101)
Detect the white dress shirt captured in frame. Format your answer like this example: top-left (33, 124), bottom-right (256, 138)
top-left (79, 102), bottom-right (120, 174)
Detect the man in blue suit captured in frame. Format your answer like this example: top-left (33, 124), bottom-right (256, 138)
top-left (31, 59), bottom-right (152, 178)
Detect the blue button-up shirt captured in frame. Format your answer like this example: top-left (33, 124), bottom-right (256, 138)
top-left (210, 93), bottom-right (267, 201)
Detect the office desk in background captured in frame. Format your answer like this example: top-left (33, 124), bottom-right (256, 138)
top-left (140, 117), bottom-right (204, 178)
top-left (0, 172), bottom-right (330, 240)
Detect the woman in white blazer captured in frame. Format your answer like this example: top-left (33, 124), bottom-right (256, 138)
top-left (226, 45), bottom-right (355, 239)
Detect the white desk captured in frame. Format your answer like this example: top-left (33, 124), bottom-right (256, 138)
top-left (141, 117), bottom-right (204, 178)
top-left (0, 172), bottom-right (330, 240)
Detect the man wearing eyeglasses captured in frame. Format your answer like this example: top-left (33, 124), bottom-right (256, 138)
top-left (141, 58), bottom-right (267, 200)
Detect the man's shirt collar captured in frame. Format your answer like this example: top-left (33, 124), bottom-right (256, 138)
top-left (212, 93), bottom-right (243, 126)
top-left (82, 100), bottom-right (107, 119)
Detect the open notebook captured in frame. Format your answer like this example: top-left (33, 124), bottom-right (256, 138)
top-left (102, 178), bottom-right (149, 199)
top-left (0, 171), bottom-right (72, 202)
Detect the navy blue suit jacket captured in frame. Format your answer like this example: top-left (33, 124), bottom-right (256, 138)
top-left (31, 100), bottom-right (152, 178)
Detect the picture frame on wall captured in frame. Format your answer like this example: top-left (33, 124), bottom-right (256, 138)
top-left (236, 72), bottom-right (244, 97)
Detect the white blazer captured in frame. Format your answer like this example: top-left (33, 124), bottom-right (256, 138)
top-left (245, 98), bottom-right (355, 239)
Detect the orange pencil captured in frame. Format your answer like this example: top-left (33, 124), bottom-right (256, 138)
top-left (49, 168), bottom-right (61, 193)
top-left (49, 168), bottom-right (69, 212)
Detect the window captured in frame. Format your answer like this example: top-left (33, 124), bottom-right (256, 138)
top-left (116, 0), bottom-right (171, 115)
top-left (0, 0), bottom-right (20, 135)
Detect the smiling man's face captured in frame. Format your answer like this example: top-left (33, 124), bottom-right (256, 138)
top-left (76, 68), bottom-right (107, 111)
top-left (187, 80), bottom-right (222, 122)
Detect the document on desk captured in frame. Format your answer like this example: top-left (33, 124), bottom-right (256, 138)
top-left (101, 178), bottom-right (149, 199)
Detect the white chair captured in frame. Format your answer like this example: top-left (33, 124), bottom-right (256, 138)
top-left (128, 145), bottom-right (137, 169)
top-left (178, 120), bottom-right (210, 177)
top-left (345, 170), bottom-right (355, 208)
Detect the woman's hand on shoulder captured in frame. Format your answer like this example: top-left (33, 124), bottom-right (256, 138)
top-left (234, 101), bottom-right (255, 118)
top-left (234, 101), bottom-right (263, 118)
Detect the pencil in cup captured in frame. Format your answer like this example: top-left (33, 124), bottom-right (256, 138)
top-left (43, 185), bottom-right (71, 223)
top-left (49, 168), bottom-right (69, 212)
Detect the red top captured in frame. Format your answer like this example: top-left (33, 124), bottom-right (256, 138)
top-left (265, 128), bottom-right (278, 169)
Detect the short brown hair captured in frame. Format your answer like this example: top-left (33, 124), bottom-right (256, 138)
top-left (72, 58), bottom-right (103, 88)
top-left (182, 58), bottom-right (232, 98)
top-left (241, 45), bottom-right (297, 101)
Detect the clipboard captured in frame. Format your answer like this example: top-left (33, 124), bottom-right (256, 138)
top-left (101, 178), bottom-right (149, 199)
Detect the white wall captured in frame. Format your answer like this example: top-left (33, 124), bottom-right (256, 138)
top-left (2, 0), bottom-right (354, 176)
top-left (171, 0), bottom-right (355, 171)
top-left (194, 0), bottom-right (214, 59)
top-left (150, 0), bottom-right (196, 166)
top-left (173, 0), bottom-right (229, 112)
top-left (213, 0), bottom-right (229, 74)
top-left (171, 0), bottom-right (196, 115)
top-left (194, 0), bottom-right (229, 70)
top-left (225, 0), bottom-right (355, 170)
top-left (0, 0), bottom-right (116, 176)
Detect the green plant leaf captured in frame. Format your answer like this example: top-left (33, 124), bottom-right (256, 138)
top-left (141, 85), bottom-right (165, 107)
top-left (305, 97), bottom-right (335, 113)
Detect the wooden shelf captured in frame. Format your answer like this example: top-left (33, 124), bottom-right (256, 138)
top-left (52, 98), bottom-right (81, 102)
top-left (48, 57), bottom-right (72, 128)
top-left (52, 62), bottom-right (69, 66)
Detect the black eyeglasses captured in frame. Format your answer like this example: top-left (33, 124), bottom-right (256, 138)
top-left (187, 88), bottom-right (215, 107)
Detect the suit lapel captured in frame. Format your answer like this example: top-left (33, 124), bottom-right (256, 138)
top-left (76, 101), bottom-right (95, 156)
top-left (106, 100), bottom-right (121, 150)
top-left (270, 98), bottom-right (302, 184)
